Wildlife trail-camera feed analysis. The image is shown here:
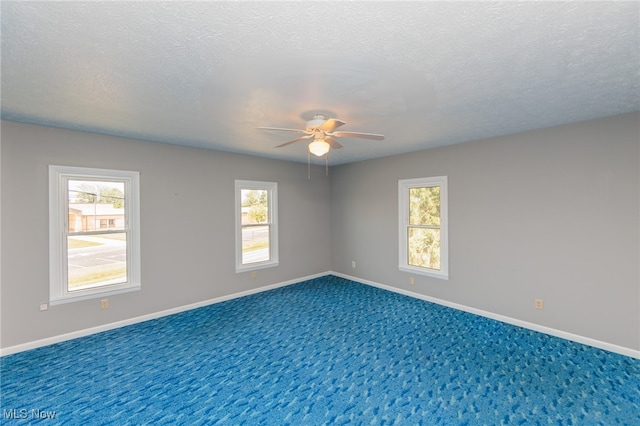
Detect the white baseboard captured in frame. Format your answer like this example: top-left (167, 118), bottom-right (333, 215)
top-left (0, 272), bottom-right (329, 357)
top-left (331, 271), bottom-right (640, 360)
top-left (3, 271), bottom-right (638, 360)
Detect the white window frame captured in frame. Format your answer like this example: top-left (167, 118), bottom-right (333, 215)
top-left (398, 176), bottom-right (449, 280)
top-left (235, 180), bottom-right (279, 273)
top-left (49, 165), bottom-right (141, 305)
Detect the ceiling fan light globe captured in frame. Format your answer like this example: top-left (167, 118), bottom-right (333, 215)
top-left (308, 140), bottom-right (330, 156)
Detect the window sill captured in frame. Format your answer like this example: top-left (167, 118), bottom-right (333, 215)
top-left (236, 261), bottom-right (279, 274)
top-left (399, 265), bottom-right (449, 280)
top-left (50, 284), bottom-right (140, 306)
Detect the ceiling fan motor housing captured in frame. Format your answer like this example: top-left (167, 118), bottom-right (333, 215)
top-left (305, 114), bottom-right (328, 130)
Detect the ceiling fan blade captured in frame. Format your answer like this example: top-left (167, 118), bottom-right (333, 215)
top-left (319, 118), bottom-right (346, 132)
top-left (325, 137), bottom-right (343, 149)
top-left (332, 131), bottom-right (385, 140)
top-left (258, 126), bottom-right (307, 134)
top-left (275, 135), bottom-right (312, 148)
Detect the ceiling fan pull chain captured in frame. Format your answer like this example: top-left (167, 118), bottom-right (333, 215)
top-left (308, 150), bottom-right (311, 180)
top-left (325, 151), bottom-right (329, 176)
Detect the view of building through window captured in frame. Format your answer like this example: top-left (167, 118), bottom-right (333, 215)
top-left (240, 189), bottom-right (270, 264)
top-left (67, 180), bottom-right (127, 290)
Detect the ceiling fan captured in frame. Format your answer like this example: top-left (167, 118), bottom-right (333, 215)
top-left (258, 113), bottom-right (384, 157)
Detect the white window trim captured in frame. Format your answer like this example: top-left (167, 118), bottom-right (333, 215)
top-left (235, 180), bottom-right (279, 273)
top-left (49, 165), bottom-right (141, 305)
top-left (398, 176), bottom-right (449, 280)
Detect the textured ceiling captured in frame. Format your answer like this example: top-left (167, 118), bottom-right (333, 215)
top-left (1, 1), bottom-right (639, 165)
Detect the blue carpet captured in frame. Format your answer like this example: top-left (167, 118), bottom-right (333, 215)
top-left (1, 276), bottom-right (639, 425)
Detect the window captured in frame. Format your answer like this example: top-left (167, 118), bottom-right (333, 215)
top-left (49, 165), bottom-right (141, 304)
top-left (235, 180), bottom-right (278, 272)
top-left (399, 176), bottom-right (449, 279)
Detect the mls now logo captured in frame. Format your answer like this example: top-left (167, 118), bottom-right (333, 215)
top-left (3, 408), bottom-right (57, 420)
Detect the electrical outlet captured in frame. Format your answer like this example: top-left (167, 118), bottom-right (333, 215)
top-left (39, 303), bottom-right (48, 311)
top-left (409, 277), bottom-right (415, 285)
top-left (100, 299), bottom-right (109, 309)
top-left (534, 299), bottom-right (544, 310)
top-left (251, 271), bottom-right (257, 279)
top-left (352, 261), bottom-right (356, 268)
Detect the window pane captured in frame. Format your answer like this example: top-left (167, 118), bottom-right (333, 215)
top-left (68, 180), bottom-right (126, 232)
top-left (241, 189), bottom-right (268, 224)
top-left (67, 233), bottom-right (127, 290)
top-left (408, 227), bottom-right (441, 270)
top-left (242, 225), bottom-right (270, 264)
top-left (409, 187), bottom-right (440, 226)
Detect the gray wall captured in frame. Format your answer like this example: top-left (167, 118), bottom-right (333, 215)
top-left (330, 112), bottom-right (639, 351)
top-left (2, 113), bottom-right (639, 353)
top-left (1, 121), bottom-right (332, 349)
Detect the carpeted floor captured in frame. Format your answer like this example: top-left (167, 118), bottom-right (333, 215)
top-left (2, 275), bottom-right (639, 425)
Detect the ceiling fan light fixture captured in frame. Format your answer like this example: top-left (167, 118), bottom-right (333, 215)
top-left (308, 139), bottom-right (330, 157)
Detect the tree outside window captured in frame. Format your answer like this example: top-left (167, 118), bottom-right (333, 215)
top-left (399, 176), bottom-right (448, 280)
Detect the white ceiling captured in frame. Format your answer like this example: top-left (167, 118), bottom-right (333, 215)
top-left (2, 1), bottom-right (639, 165)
